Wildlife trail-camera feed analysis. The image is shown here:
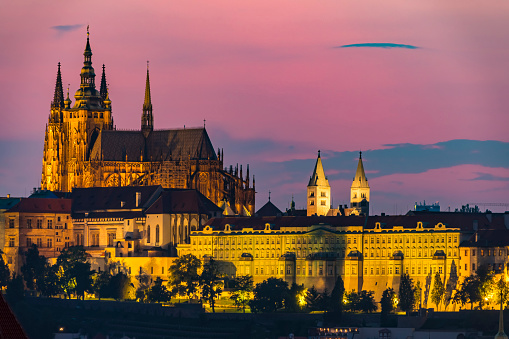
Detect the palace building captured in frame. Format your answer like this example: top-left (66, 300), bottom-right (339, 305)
top-left (40, 29), bottom-right (254, 215)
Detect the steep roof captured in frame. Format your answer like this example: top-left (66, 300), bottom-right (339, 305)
top-left (351, 152), bottom-right (369, 188)
top-left (308, 151), bottom-right (330, 187)
top-left (256, 200), bottom-right (282, 217)
top-left (89, 128), bottom-right (217, 162)
top-left (145, 189), bottom-right (222, 215)
top-left (0, 294), bottom-right (29, 339)
top-left (6, 198), bottom-right (71, 214)
top-left (71, 185), bottom-right (162, 218)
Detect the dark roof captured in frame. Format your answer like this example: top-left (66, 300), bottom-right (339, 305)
top-left (0, 294), bottom-right (29, 339)
top-left (6, 198), bottom-right (71, 214)
top-left (145, 189), bottom-right (221, 215)
top-left (460, 229), bottom-right (509, 248)
top-left (89, 128), bottom-right (217, 162)
top-left (203, 216), bottom-right (367, 231)
top-left (0, 198), bottom-right (21, 211)
top-left (71, 186), bottom-right (162, 218)
top-left (256, 200), bottom-right (282, 217)
top-left (202, 213), bottom-right (509, 232)
top-left (28, 190), bottom-right (71, 199)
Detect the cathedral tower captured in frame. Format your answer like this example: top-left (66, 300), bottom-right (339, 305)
top-left (350, 152), bottom-right (370, 215)
top-left (141, 63), bottom-right (153, 138)
top-left (307, 151), bottom-right (330, 216)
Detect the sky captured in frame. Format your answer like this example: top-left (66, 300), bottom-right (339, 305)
top-left (0, 0), bottom-right (508, 214)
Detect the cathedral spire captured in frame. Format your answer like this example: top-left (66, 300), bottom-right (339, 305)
top-left (100, 64), bottom-right (108, 101)
top-left (51, 62), bottom-right (64, 110)
top-left (80, 26), bottom-right (96, 90)
top-left (352, 151), bottom-right (369, 188)
top-left (141, 61), bottom-right (153, 137)
top-left (308, 150), bottom-right (330, 187)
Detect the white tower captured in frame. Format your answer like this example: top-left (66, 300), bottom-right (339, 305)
top-left (307, 151), bottom-right (330, 216)
top-left (350, 151), bottom-right (370, 215)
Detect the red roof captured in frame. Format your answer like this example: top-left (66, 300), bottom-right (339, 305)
top-left (0, 294), bottom-right (29, 339)
top-left (7, 198), bottom-right (71, 214)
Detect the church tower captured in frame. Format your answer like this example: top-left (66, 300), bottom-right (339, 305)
top-left (141, 63), bottom-right (153, 138)
top-left (350, 152), bottom-right (370, 215)
top-left (307, 151), bottom-right (330, 216)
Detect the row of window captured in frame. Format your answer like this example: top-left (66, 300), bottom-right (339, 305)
top-left (364, 235), bottom-right (458, 244)
top-left (8, 218), bottom-right (68, 229)
top-left (465, 249), bottom-right (506, 257)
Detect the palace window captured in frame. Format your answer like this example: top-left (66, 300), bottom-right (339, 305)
top-left (47, 219), bottom-right (52, 229)
top-left (9, 237), bottom-right (15, 247)
top-left (439, 266), bottom-right (443, 274)
top-left (37, 219), bottom-right (42, 229)
top-left (8, 219), bottom-right (14, 228)
top-left (26, 238), bottom-right (32, 247)
top-left (395, 266), bottom-right (399, 274)
top-left (27, 219), bottom-right (32, 228)
top-left (107, 232), bottom-right (115, 247)
top-left (47, 238), bottom-right (53, 248)
top-left (37, 238), bottom-right (43, 248)
top-left (472, 249), bottom-right (476, 256)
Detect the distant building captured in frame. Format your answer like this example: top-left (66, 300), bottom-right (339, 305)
top-left (414, 201), bottom-right (440, 212)
top-left (0, 195), bottom-right (21, 252)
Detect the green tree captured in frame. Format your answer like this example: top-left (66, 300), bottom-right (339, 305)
top-left (168, 254), bottom-right (201, 301)
top-left (358, 290), bottom-right (377, 313)
top-left (380, 288), bottom-right (396, 326)
top-left (109, 272), bottom-right (133, 300)
top-left (305, 285), bottom-right (322, 311)
top-left (37, 263), bottom-right (61, 297)
top-left (199, 259), bottom-right (223, 312)
top-left (229, 275), bottom-right (254, 313)
top-left (0, 250), bottom-right (10, 290)
top-left (431, 272), bottom-right (445, 310)
top-left (476, 265), bottom-right (494, 310)
top-left (249, 277), bottom-right (288, 313)
top-left (56, 246), bottom-right (93, 299)
top-left (147, 277), bottom-right (172, 303)
top-left (414, 281), bottom-right (422, 309)
top-left (21, 244), bottom-right (47, 292)
top-left (135, 269), bottom-right (151, 302)
top-left (345, 290), bottom-right (361, 312)
top-left (93, 271), bottom-right (112, 300)
top-left (453, 275), bottom-right (480, 310)
top-left (285, 283), bottom-right (306, 312)
top-left (398, 273), bottom-right (415, 314)
top-left (329, 276), bottom-right (345, 314)
top-left (495, 276), bottom-right (509, 309)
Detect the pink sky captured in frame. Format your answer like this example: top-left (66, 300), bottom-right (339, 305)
top-left (0, 1), bottom-right (508, 213)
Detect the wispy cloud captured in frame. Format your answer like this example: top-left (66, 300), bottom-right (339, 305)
top-left (51, 24), bottom-right (83, 32)
top-left (467, 172), bottom-right (509, 182)
top-left (337, 43), bottom-right (419, 49)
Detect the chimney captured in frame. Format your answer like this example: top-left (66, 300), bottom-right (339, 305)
top-left (121, 201), bottom-right (125, 208)
top-left (136, 192), bottom-right (142, 207)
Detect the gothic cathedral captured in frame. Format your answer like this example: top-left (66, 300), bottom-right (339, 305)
top-left (41, 30), bottom-right (255, 215)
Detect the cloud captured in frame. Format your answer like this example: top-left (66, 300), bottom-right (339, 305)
top-left (337, 43), bottom-right (419, 49)
top-left (466, 172), bottom-right (509, 182)
top-left (51, 24), bottom-right (83, 32)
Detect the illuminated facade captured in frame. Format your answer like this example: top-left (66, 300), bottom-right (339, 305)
top-left (40, 30), bottom-right (254, 215)
top-left (307, 151), bottom-right (331, 216)
top-left (178, 213), bottom-right (509, 306)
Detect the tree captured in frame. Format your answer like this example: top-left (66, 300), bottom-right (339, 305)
top-left (453, 275), bottom-right (480, 310)
top-left (380, 288), bottom-right (396, 326)
top-left (36, 263), bottom-right (61, 297)
top-left (93, 271), bottom-right (112, 300)
top-left (285, 283), bottom-right (307, 312)
top-left (135, 269), bottom-right (151, 302)
top-left (305, 286), bottom-right (322, 311)
top-left (168, 254), bottom-right (201, 301)
top-left (56, 246), bottom-right (93, 299)
top-left (0, 250), bottom-right (10, 290)
top-left (358, 290), bottom-right (377, 313)
top-left (344, 290), bottom-right (361, 312)
top-left (476, 265), bottom-right (494, 310)
top-left (249, 277), bottom-right (288, 313)
top-left (147, 277), bottom-right (172, 303)
top-left (431, 272), bottom-right (445, 310)
top-left (199, 259), bottom-right (223, 312)
top-left (414, 281), bottom-right (422, 309)
top-left (5, 273), bottom-right (24, 305)
top-left (21, 245), bottom-right (47, 292)
top-left (229, 275), bottom-right (254, 313)
top-left (495, 276), bottom-right (509, 309)
top-left (329, 276), bottom-right (345, 314)
top-left (398, 273), bottom-right (415, 314)
top-left (109, 272), bottom-right (133, 301)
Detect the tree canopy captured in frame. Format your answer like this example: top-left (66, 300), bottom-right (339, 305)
top-left (431, 272), bottom-right (445, 311)
top-left (398, 273), bottom-right (415, 314)
top-left (199, 259), bottom-right (223, 312)
top-left (249, 277), bottom-right (288, 313)
top-left (168, 254), bottom-right (201, 300)
top-left (229, 275), bottom-right (254, 313)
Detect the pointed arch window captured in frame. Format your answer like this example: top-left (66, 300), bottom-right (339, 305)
top-left (155, 225), bottom-right (160, 245)
top-left (147, 225), bottom-right (151, 243)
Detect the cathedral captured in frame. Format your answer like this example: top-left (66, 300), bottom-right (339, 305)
top-left (41, 29), bottom-right (255, 215)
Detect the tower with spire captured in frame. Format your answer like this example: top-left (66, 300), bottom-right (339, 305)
top-left (307, 150), bottom-right (331, 216)
top-left (141, 62), bottom-right (153, 138)
top-left (350, 151), bottom-right (370, 216)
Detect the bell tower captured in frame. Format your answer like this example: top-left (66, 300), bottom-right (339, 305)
top-left (307, 150), bottom-right (331, 216)
top-left (350, 152), bottom-right (370, 215)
